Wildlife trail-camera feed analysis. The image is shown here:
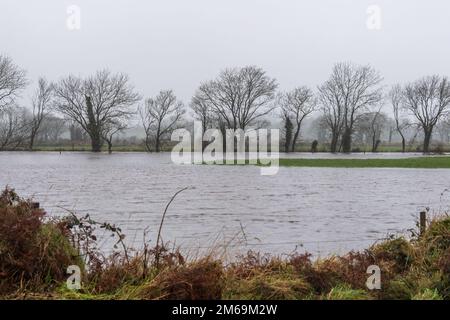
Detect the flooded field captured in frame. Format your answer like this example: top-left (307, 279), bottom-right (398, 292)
top-left (1, 152), bottom-right (449, 256)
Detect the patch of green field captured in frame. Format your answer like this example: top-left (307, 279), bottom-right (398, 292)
top-left (277, 157), bottom-right (450, 168)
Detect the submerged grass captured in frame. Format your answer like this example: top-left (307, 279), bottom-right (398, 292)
top-left (276, 157), bottom-right (450, 168)
top-left (0, 187), bottom-right (449, 300)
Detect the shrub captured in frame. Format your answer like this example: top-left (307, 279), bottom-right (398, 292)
top-left (300, 257), bottom-right (341, 293)
top-left (293, 252), bottom-right (373, 294)
top-left (137, 258), bottom-right (224, 299)
top-left (0, 187), bottom-right (80, 294)
top-left (86, 254), bottom-right (145, 295)
top-left (229, 251), bottom-right (287, 279)
top-left (421, 216), bottom-right (450, 257)
top-left (382, 277), bottom-right (416, 300)
top-left (370, 237), bottom-right (415, 273)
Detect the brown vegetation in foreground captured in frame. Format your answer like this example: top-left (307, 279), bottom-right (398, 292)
top-left (0, 187), bottom-right (449, 300)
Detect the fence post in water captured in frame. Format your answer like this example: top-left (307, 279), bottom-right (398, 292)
top-left (419, 211), bottom-right (427, 236)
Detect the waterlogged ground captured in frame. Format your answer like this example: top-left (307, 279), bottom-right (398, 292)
top-left (1, 152), bottom-right (450, 256)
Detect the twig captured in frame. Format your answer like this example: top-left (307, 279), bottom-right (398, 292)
top-left (155, 186), bottom-right (191, 268)
top-left (239, 221), bottom-right (248, 244)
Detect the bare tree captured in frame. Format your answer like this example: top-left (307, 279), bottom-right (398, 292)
top-left (102, 119), bottom-right (127, 153)
top-left (368, 108), bottom-right (387, 152)
top-left (407, 123), bottom-right (422, 151)
top-left (310, 115), bottom-right (331, 145)
top-left (38, 116), bottom-right (66, 143)
top-left (54, 70), bottom-right (140, 152)
top-left (318, 62), bottom-right (383, 153)
top-left (139, 90), bottom-right (184, 152)
top-left (280, 87), bottom-right (316, 152)
top-left (69, 121), bottom-right (86, 142)
top-left (191, 90), bottom-right (214, 133)
top-left (318, 82), bottom-right (344, 153)
top-left (389, 84), bottom-right (409, 152)
top-left (386, 118), bottom-right (396, 144)
top-left (196, 66), bottom-right (277, 130)
top-left (0, 55), bottom-right (28, 111)
top-left (281, 111), bottom-right (293, 153)
top-left (436, 117), bottom-right (450, 144)
top-left (0, 105), bottom-right (29, 150)
top-left (29, 78), bottom-right (54, 150)
top-left (139, 105), bottom-right (155, 152)
top-left (403, 75), bottom-right (450, 153)
top-left (353, 109), bottom-right (386, 152)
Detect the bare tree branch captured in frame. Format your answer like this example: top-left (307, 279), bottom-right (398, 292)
top-left (29, 77), bottom-right (54, 150)
top-left (318, 62), bottom-right (383, 152)
top-left (197, 66), bottom-right (277, 130)
top-left (54, 70), bottom-right (140, 152)
top-left (280, 86), bottom-right (316, 151)
top-left (403, 75), bottom-right (450, 153)
top-left (0, 55), bottom-right (28, 111)
top-left (139, 90), bottom-right (185, 152)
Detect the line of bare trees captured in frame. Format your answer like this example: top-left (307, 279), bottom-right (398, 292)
top-left (0, 55), bottom-right (28, 150)
top-left (2, 53), bottom-right (450, 153)
top-left (286, 62), bottom-right (450, 153)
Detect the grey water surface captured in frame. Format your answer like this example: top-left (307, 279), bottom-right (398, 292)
top-left (1, 152), bottom-right (449, 257)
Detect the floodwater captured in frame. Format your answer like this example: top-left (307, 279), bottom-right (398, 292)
top-left (1, 152), bottom-right (449, 256)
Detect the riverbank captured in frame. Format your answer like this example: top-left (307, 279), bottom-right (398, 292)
top-left (1, 187), bottom-right (449, 300)
top-left (277, 156), bottom-right (450, 168)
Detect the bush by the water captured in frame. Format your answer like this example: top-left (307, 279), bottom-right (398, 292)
top-left (0, 188), bottom-right (80, 294)
top-left (0, 187), bottom-right (449, 300)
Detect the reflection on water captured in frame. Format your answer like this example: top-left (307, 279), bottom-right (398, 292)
top-left (0, 151), bottom-right (449, 256)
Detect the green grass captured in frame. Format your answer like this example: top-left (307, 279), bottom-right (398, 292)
top-left (276, 157), bottom-right (450, 169)
top-left (284, 142), bottom-right (445, 153)
top-left (325, 285), bottom-right (372, 300)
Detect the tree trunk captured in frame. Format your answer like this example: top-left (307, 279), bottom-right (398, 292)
top-left (396, 125), bottom-right (406, 153)
top-left (220, 123), bottom-right (226, 154)
top-left (401, 135), bottom-right (406, 153)
top-left (107, 140), bottom-right (112, 154)
top-left (330, 133), bottom-right (339, 153)
top-left (342, 128), bottom-right (352, 153)
top-left (372, 140), bottom-right (381, 152)
top-left (371, 131), bottom-right (380, 152)
top-left (90, 133), bottom-right (102, 152)
top-left (85, 96), bottom-right (102, 152)
top-left (144, 136), bottom-right (152, 152)
top-left (291, 126), bottom-right (301, 152)
top-left (284, 117), bottom-right (292, 153)
top-left (423, 127), bottom-right (433, 153)
top-left (29, 133), bottom-right (36, 151)
top-left (155, 137), bottom-right (160, 152)
top-left (284, 137), bottom-right (290, 153)
top-left (155, 124), bottom-right (162, 152)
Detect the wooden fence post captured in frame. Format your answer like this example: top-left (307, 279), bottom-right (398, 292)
top-left (419, 211), bottom-right (427, 236)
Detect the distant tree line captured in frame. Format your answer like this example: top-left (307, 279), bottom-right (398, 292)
top-left (2, 53), bottom-right (450, 153)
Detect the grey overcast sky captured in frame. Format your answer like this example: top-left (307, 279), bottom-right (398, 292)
top-left (1, 0), bottom-right (450, 103)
